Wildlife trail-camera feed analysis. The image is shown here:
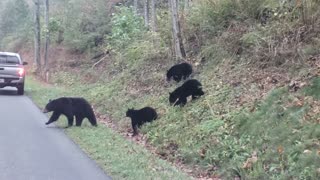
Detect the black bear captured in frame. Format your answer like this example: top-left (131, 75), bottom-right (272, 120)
top-left (126, 107), bottom-right (158, 136)
top-left (166, 62), bottom-right (193, 82)
top-left (43, 97), bottom-right (97, 127)
top-left (169, 79), bottom-right (204, 106)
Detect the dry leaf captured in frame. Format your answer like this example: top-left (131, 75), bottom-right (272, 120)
top-left (278, 146), bottom-right (284, 154)
top-left (199, 148), bottom-right (207, 159)
top-left (242, 151), bottom-right (258, 169)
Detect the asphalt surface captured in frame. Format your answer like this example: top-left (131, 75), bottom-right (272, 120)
top-left (0, 88), bottom-right (111, 180)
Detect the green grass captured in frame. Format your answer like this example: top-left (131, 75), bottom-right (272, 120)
top-left (304, 77), bottom-right (320, 100)
top-left (37, 63), bottom-right (320, 179)
top-left (3, 0), bottom-right (320, 178)
top-left (229, 87), bottom-right (320, 179)
top-left (23, 0), bottom-right (320, 177)
top-left (25, 76), bottom-right (192, 180)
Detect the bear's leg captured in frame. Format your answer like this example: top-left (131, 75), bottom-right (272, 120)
top-left (174, 98), bottom-right (182, 106)
top-left (180, 97), bottom-right (187, 106)
top-left (46, 111), bottom-right (61, 125)
top-left (173, 75), bottom-right (182, 82)
top-left (75, 115), bottom-right (84, 126)
top-left (192, 94), bottom-right (199, 100)
top-left (175, 97), bottom-right (187, 106)
top-left (65, 113), bottom-right (74, 128)
top-left (131, 120), bottom-right (138, 136)
top-left (183, 74), bottom-right (188, 80)
top-left (137, 121), bottom-right (144, 128)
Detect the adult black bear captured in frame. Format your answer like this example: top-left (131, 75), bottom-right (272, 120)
top-left (43, 97), bottom-right (97, 127)
top-left (169, 79), bottom-right (204, 106)
top-left (126, 107), bottom-right (157, 136)
top-left (166, 62), bottom-right (192, 82)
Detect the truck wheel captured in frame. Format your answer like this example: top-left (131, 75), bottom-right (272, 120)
top-left (17, 83), bottom-right (24, 95)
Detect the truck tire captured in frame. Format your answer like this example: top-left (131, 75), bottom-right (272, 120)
top-left (17, 83), bottom-right (24, 95)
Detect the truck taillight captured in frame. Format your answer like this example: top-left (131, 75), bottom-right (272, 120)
top-left (18, 68), bottom-right (24, 77)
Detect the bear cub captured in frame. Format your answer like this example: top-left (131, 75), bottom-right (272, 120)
top-left (169, 79), bottom-right (204, 106)
top-left (43, 97), bottom-right (97, 127)
top-left (167, 62), bottom-right (192, 82)
top-left (126, 107), bottom-right (158, 136)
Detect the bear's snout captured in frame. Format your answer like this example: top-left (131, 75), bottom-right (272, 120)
top-left (43, 108), bottom-right (49, 113)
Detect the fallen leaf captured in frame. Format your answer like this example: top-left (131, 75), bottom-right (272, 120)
top-left (278, 146), bottom-right (284, 154)
top-left (242, 151), bottom-right (258, 169)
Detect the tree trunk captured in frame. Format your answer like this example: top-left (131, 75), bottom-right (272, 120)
top-left (133, 0), bottom-right (138, 14)
top-left (143, 0), bottom-right (149, 29)
top-left (34, 0), bottom-right (41, 74)
top-left (44, 0), bottom-right (50, 82)
top-left (150, 0), bottom-right (156, 32)
top-left (57, 29), bottom-right (64, 44)
top-left (169, 0), bottom-right (186, 59)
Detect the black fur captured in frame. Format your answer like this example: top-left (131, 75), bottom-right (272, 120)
top-left (43, 97), bottom-right (97, 127)
top-left (169, 79), bottom-right (204, 106)
top-left (166, 62), bottom-right (193, 82)
top-left (126, 107), bottom-right (158, 136)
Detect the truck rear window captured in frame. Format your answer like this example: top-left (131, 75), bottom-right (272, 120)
top-left (0, 55), bottom-right (20, 64)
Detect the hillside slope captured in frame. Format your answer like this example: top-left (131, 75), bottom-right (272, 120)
top-left (26, 40), bottom-right (320, 180)
top-left (14, 0), bottom-right (320, 179)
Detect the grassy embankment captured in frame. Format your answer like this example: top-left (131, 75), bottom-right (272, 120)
top-left (25, 0), bottom-right (320, 179)
top-left (26, 57), bottom-right (320, 179)
top-left (25, 76), bottom-right (192, 180)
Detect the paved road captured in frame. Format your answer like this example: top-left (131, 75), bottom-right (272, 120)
top-left (0, 88), bottom-right (111, 180)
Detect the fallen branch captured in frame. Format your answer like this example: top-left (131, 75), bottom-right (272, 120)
top-left (91, 54), bottom-right (109, 69)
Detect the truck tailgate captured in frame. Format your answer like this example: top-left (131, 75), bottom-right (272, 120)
top-left (0, 65), bottom-right (20, 78)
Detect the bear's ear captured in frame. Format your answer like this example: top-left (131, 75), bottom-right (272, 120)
top-left (49, 99), bottom-right (52, 102)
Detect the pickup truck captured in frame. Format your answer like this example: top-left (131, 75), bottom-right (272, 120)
top-left (0, 52), bottom-right (28, 95)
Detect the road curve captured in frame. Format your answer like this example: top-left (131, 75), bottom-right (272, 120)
top-left (0, 88), bottom-right (111, 180)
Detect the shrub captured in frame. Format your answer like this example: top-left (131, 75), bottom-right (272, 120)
top-left (107, 6), bottom-right (146, 50)
top-left (61, 0), bottom-right (111, 53)
top-left (0, 0), bottom-right (32, 50)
